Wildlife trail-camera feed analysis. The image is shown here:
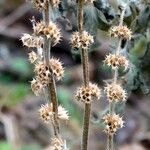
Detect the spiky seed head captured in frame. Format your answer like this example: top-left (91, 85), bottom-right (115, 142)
top-left (103, 113), bottom-right (124, 135)
top-left (21, 34), bottom-right (43, 48)
top-left (80, 31), bottom-right (94, 49)
top-left (35, 61), bottom-right (51, 85)
top-left (28, 51), bottom-right (38, 63)
top-left (70, 32), bottom-right (81, 49)
top-left (43, 21), bottom-right (61, 46)
top-left (39, 103), bottom-right (53, 123)
top-left (104, 83), bottom-right (127, 103)
top-left (110, 25), bottom-right (132, 40)
top-left (58, 105), bottom-right (69, 121)
top-left (31, 78), bottom-right (43, 96)
top-left (75, 83), bottom-right (101, 103)
top-left (49, 0), bottom-right (60, 7)
top-left (104, 54), bottom-right (129, 70)
top-left (30, 0), bottom-right (47, 11)
top-left (35, 59), bottom-right (64, 85)
top-left (49, 58), bottom-right (64, 81)
top-left (33, 21), bottom-right (46, 35)
top-left (70, 31), bottom-right (94, 49)
top-left (39, 103), bottom-right (69, 123)
top-left (49, 137), bottom-right (64, 150)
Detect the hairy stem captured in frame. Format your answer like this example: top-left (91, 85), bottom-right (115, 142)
top-left (82, 103), bottom-right (91, 150)
top-left (113, 38), bottom-right (122, 84)
top-left (81, 48), bottom-right (91, 150)
top-left (119, 7), bottom-right (126, 26)
top-left (81, 49), bottom-right (90, 86)
top-left (78, 0), bottom-right (84, 32)
top-left (43, 3), bottom-right (60, 138)
top-left (108, 8), bottom-right (125, 150)
top-left (77, 0), bottom-right (91, 149)
top-left (107, 135), bottom-right (114, 150)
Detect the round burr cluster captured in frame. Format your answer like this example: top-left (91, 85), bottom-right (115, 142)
top-left (49, 0), bottom-right (60, 7)
top-left (31, 78), bottom-right (44, 96)
top-left (104, 54), bottom-right (129, 70)
top-left (28, 51), bottom-right (38, 63)
top-left (31, 0), bottom-right (47, 11)
top-left (49, 137), bottom-right (64, 150)
top-left (31, 0), bottom-right (60, 11)
top-left (35, 61), bottom-right (51, 85)
top-left (75, 83), bottom-right (101, 103)
top-left (35, 58), bottom-right (64, 85)
top-left (104, 83), bottom-right (127, 103)
top-left (49, 58), bottom-right (64, 81)
top-left (21, 33), bottom-right (43, 48)
top-left (70, 31), bottom-right (94, 50)
top-left (39, 103), bottom-right (69, 123)
top-left (110, 25), bottom-right (132, 40)
top-left (103, 113), bottom-right (124, 135)
top-left (33, 21), bottom-right (61, 46)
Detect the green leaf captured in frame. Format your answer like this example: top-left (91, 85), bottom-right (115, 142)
top-left (84, 4), bottom-right (113, 35)
top-left (129, 36), bottom-right (148, 67)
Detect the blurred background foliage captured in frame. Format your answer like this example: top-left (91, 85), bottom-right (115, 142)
top-left (0, 0), bottom-right (150, 150)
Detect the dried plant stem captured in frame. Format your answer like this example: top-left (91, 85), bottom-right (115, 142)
top-left (107, 37), bottom-right (122, 150)
top-left (81, 49), bottom-right (90, 86)
top-left (107, 8), bottom-right (125, 150)
top-left (113, 38), bottom-right (122, 84)
top-left (43, 5), bottom-right (60, 138)
top-left (107, 135), bottom-right (114, 150)
top-left (77, 0), bottom-right (91, 149)
top-left (119, 8), bottom-right (126, 26)
top-left (81, 48), bottom-right (91, 150)
top-left (78, 0), bottom-right (84, 32)
top-left (82, 103), bottom-right (91, 150)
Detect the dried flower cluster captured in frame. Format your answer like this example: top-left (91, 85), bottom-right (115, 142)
top-left (49, 137), bottom-right (64, 150)
top-left (104, 54), bottom-right (129, 70)
top-left (26, 54), bottom-right (64, 94)
top-left (28, 51), bottom-right (38, 63)
top-left (39, 103), bottom-right (69, 123)
top-left (21, 0), bottom-right (134, 149)
top-left (103, 8), bottom-right (132, 142)
top-left (75, 83), bottom-right (101, 103)
top-left (31, 78), bottom-right (44, 96)
top-left (21, 33), bottom-right (43, 48)
top-left (30, 0), bottom-right (60, 11)
top-left (110, 25), bottom-right (132, 40)
top-left (103, 114), bottom-right (124, 135)
top-left (105, 83), bottom-right (127, 103)
top-left (22, 0), bottom-right (69, 149)
top-left (33, 21), bottom-right (61, 46)
top-left (70, 31), bottom-right (94, 49)
top-left (34, 59), bottom-right (64, 86)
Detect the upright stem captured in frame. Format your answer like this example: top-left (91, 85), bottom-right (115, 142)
top-left (107, 135), bottom-right (114, 150)
top-left (82, 103), bottom-right (91, 150)
top-left (43, 3), bottom-right (60, 138)
top-left (114, 38), bottom-right (122, 85)
top-left (78, 0), bottom-right (91, 149)
top-left (81, 48), bottom-right (90, 86)
top-left (78, 0), bottom-right (84, 32)
top-left (107, 8), bottom-right (125, 150)
top-left (119, 8), bottom-right (126, 26)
